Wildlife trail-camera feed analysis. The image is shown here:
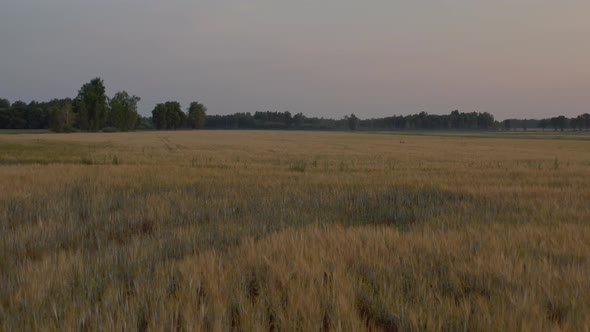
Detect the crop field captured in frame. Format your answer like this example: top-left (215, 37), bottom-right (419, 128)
top-left (1, 130), bottom-right (590, 331)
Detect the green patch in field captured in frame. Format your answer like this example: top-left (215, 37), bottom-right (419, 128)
top-left (340, 187), bottom-right (470, 230)
top-left (0, 140), bottom-right (115, 165)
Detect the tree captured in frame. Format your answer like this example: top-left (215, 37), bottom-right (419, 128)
top-left (166, 101), bottom-right (185, 129)
top-left (571, 117), bottom-right (582, 131)
top-left (8, 101), bottom-right (27, 129)
top-left (293, 113), bottom-right (305, 128)
top-left (549, 117), bottom-right (558, 131)
top-left (345, 114), bottom-right (359, 131)
top-left (0, 99), bottom-right (11, 128)
top-left (152, 103), bottom-right (167, 129)
top-left (74, 78), bottom-right (108, 131)
top-left (550, 116), bottom-right (567, 131)
top-left (502, 119), bottom-right (511, 131)
top-left (0, 98), bottom-right (10, 109)
top-left (284, 111), bottom-right (293, 127)
top-left (557, 116), bottom-right (567, 131)
top-left (24, 101), bottom-right (50, 129)
top-left (49, 99), bottom-right (74, 132)
top-left (187, 101), bottom-right (207, 129)
top-left (152, 101), bottom-right (185, 130)
top-left (449, 110), bottom-right (461, 129)
top-left (110, 91), bottom-right (140, 131)
top-left (582, 113), bottom-right (590, 131)
top-left (538, 119), bottom-right (548, 131)
top-left (477, 112), bottom-right (495, 129)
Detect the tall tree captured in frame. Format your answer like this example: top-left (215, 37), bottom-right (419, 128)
top-left (345, 114), bottom-right (359, 131)
top-left (110, 91), bottom-right (140, 131)
top-left (165, 101), bottom-right (184, 129)
top-left (187, 101), bottom-right (207, 129)
top-left (74, 78), bottom-right (108, 131)
top-left (152, 103), bottom-right (167, 130)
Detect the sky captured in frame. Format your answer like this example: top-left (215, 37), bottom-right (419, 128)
top-left (1, 1), bottom-right (589, 120)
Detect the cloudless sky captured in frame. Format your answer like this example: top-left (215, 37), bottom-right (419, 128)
top-left (1, 1), bottom-right (589, 119)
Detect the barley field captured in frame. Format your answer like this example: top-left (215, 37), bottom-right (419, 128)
top-left (1, 130), bottom-right (589, 331)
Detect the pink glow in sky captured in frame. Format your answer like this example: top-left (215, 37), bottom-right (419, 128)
top-left (1, 1), bottom-right (589, 119)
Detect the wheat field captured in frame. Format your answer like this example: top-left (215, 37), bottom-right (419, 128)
top-left (1, 130), bottom-right (589, 331)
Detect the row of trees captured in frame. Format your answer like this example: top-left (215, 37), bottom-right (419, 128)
top-left (170, 110), bottom-right (590, 132)
top-left (201, 111), bottom-right (590, 132)
top-left (503, 114), bottom-right (590, 131)
top-left (569, 114), bottom-right (590, 130)
top-left (0, 98), bottom-right (54, 130)
top-left (61, 78), bottom-right (141, 132)
top-left (200, 110), bottom-right (496, 131)
top-left (0, 78), bottom-right (209, 132)
top-left (151, 101), bottom-right (207, 130)
top-left (205, 111), bottom-right (320, 130)
top-left (0, 78), bottom-right (141, 132)
top-left (2, 78), bottom-right (589, 132)
top-left (357, 110), bottom-right (495, 131)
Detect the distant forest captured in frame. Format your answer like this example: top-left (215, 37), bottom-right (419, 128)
top-left (1, 78), bottom-right (589, 132)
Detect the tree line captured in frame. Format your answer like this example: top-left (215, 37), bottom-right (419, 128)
top-left (2, 77), bottom-right (589, 132)
top-left (203, 110), bottom-right (590, 131)
top-left (151, 101), bottom-right (207, 130)
top-left (0, 78), bottom-right (142, 132)
top-left (502, 115), bottom-right (590, 132)
top-left (203, 110), bottom-right (496, 131)
top-left (0, 78), bottom-right (206, 133)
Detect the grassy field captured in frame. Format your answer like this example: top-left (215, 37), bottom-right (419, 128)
top-left (1, 130), bottom-right (589, 331)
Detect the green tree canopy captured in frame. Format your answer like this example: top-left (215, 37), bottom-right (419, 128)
top-left (110, 91), bottom-right (140, 131)
top-left (152, 101), bottom-right (185, 130)
top-left (345, 113), bottom-right (359, 131)
top-left (549, 116), bottom-right (568, 131)
top-left (74, 78), bottom-right (108, 131)
top-left (152, 103), bottom-right (167, 130)
top-left (188, 101), bottom-right (207, 129)
top-left (0, 98), bottom-right (10, 109)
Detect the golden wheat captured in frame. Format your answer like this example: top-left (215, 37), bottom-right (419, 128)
top-left (1, 130), bottom-right (589, 331)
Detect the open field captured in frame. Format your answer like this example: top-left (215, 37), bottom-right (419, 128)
top-left (1, 130), bottom-right (590, 331)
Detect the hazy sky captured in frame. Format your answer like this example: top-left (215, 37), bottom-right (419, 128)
top-left (1, 1), bottom-right (589, 119)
